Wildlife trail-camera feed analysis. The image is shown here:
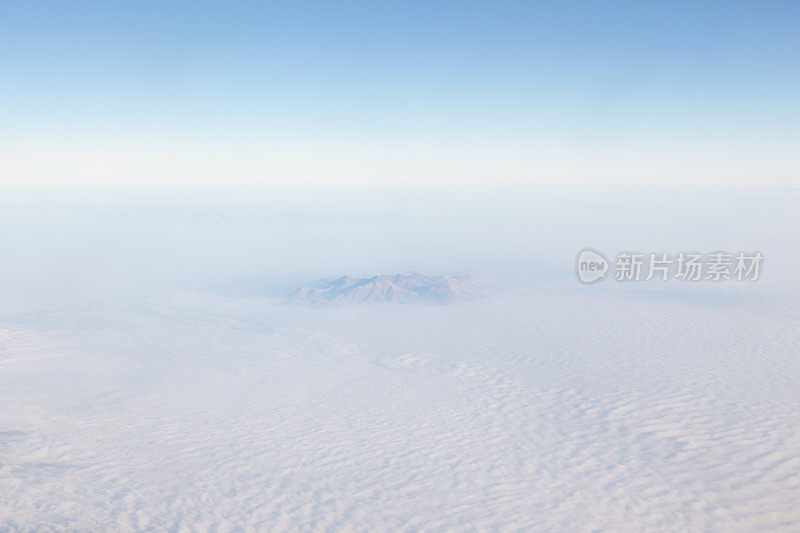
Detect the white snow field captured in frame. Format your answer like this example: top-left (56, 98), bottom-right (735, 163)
top-left (1, 185), bottom-right (799, 531)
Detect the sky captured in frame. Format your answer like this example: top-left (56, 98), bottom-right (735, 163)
top-left (1, 1), bottom-right (798, 186)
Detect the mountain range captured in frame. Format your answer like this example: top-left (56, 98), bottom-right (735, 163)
top-left (289, 272), bottom-right (477, 303)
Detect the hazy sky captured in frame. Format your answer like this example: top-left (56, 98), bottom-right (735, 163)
top-left (2, 1), bottom-right (798, 185)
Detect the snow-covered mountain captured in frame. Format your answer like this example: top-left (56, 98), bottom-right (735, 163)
top-left (289, 272), bottom-right (477, 303)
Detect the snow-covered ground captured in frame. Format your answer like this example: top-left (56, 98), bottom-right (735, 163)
top-left (1, 185), bottom-right (798, 531)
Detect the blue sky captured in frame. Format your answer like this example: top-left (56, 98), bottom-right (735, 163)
top-left (2, 1), bottom-right (798, 185)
